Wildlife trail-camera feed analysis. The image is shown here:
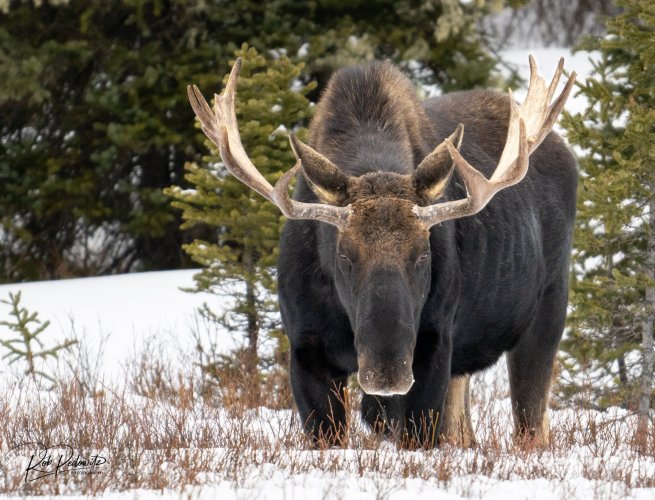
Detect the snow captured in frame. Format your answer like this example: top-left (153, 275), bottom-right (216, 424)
top-left (0, 270), bottom-right (227, 380)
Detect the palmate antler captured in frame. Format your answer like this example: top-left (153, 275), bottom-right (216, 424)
top-left (413, 56), bottom-right (577, 227)
top-left (187, 58), bottom-right (352, 229)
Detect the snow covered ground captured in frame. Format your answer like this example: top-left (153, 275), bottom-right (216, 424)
top-left (0, 269), bottom-right (214, 380)
top-left (3, 48), bottom-right (653, 499)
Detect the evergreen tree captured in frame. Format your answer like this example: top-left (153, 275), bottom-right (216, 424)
top-left (560, 0), bottom-right (654, 438)
top-left (166, 45), bottom-right (314, 401)
top-left (0, 0), bottom-right (525, 283)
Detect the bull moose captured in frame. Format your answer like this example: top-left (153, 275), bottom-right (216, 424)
top-left (188, 55), bottom-right (577, 448)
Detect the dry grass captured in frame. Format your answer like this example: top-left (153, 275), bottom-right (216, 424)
top-left (0, 342), bottom-right (654, 499)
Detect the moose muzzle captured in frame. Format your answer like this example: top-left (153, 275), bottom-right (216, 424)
top-left (354, 267), bottom-right (417, 396)
top-left (357, 352), bottom-right (415, 395)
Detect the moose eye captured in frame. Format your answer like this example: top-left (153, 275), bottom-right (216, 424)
top-left (339, 254), bottom-right (352, 265)
top-left (416, 253), bottom-right (431, 266)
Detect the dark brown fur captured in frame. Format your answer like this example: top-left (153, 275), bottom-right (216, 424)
top-left (279, 61), bottom-right (577, 448)
top-left (309, 61), bottom-right (437, 176)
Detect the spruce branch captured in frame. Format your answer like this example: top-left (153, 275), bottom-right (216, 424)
top-left (0, 291), bottom-right (77, 385)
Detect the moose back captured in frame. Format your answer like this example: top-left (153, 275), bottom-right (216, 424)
top-left (188, 56), bottom-right (577, 448)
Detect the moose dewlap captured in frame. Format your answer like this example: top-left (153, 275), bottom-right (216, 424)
top-left (188, 56), bottom-right (577, 449)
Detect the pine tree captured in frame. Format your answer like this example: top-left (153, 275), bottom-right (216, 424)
top-left (0, 0), bottom-right (525, 283)
top-left (560, 0), bottom-right (654, 439)
top-left (166, 45), bottom-right (314, 402)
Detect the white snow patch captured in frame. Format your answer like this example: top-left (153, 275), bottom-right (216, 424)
top-left (0, 270), bottom-right (226, 380)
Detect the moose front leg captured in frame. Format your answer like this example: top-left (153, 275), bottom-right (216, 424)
top-left (361, 336), bottom-right (452, 449)
top-left (400, 361), bottom-right (450, 448)
top-left (361, 383), bottom-right (448, 450)
top-left (360, 393), bottom-right (405, 441)
top-left (361, 391), bottom-right (443, 449)
top-left (290, 342), bottom-right (350, 448)
top-left (403, 328), bottom-right (454, 449)
top-left (441, 374), bottom-right (476, 447)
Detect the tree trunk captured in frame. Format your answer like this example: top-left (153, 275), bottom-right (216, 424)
top-left (617, 352), bottom-right (628, 387)
top-left (636, 202), bottom-right (655, 446)
top-left (245, 277), bottom-right (259, 376)
top-left (243, 248), bottom-right (261, 404)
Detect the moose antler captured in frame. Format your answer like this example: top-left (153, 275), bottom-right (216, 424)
top-left (187, 58), bottom-right (352, 229)
top-left (413, 56), bottom-right (576, 228)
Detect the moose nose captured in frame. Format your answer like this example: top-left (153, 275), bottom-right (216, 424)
top-left (357, 353), bottom-right (415, 396)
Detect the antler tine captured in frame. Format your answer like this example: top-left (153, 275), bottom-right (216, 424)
top-left (538, 68), bottom-right (577, 148)
top-left (490, 91), bottom-right (522, 183)
top-left (414, 56), bottom-right (574, 228)
top-left (542, 56), bottom-right (563, 104)
top-left (525, 55), bottom-right (577, 152)
top-left (223, 56), bottom-right (241, 111)
top-left (214, 57), bottom-right (276, 202)
top-left (274, 161), bottom-right (303, 215)
top-left (273, 161), bottom-right (353, 224)
top-left (188, 85), bottom-right (221, 146)
top-left (188, 58), bottom-right (351, 229)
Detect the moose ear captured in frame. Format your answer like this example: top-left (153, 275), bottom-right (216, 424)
top-left (289, 133), bottom-right (351, 205)
top-left (413, 124), bottom-right (464, 202)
